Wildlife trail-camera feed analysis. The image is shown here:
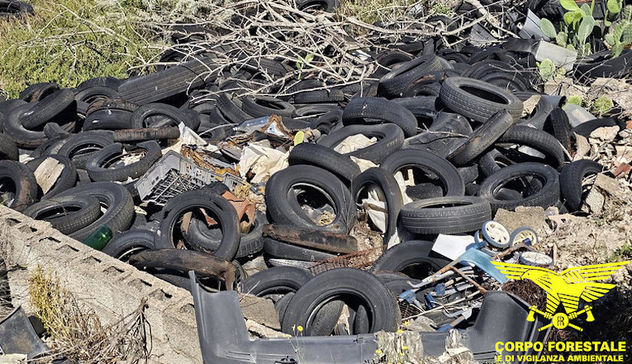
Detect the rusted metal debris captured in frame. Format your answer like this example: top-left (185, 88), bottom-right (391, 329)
top-left (128, 249), bottom-right (236, 290)
top-left (263, 224), bottom-right (358, 254)
top-left (309, 247), bottom-right (384, 275)
top-left (113, 127), bottom-right (180, 142)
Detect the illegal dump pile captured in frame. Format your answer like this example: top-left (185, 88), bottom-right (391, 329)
top-left (0, 0), bottom-right (631, 362)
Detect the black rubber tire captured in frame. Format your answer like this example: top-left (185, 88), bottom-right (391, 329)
top-left (351, 167), bottom-right (403, 243)
top-left (498, 125), bottom-right (565, 169)
top-left (19, 82), bottom-right (58, 102)
top-left (439, 77), bottom-right (524, 122)
top-left (241, 96), bottom-right (296, 117)
top-left (263, 238), bottom-right (336, 261)
top-left (317, 124), bottom-right (404, 164)
top-left (400, 196), bottom-right (492, 234)
top-left (371, 240), bottom-right (450, 277)
top-left (479, 162), bottom-right (560, 211)
top-left (22, 195), bottom-right (101, 235)
top-left (0, 133), bottom-right (19, 161)
top-left (102, 229), bottom-right (157, 261)
top-left (239, 266), bottom-right (313, 323)
top-left (75, 77), bottom-right (121, 93)
top-left (118, 57), bottom-right (217, 105)
top-left (0, 0), bottom-right (33, 16)
top-left (25, 155), bottom-right (77, 198)
top-left (281, 268), bottom-right (400, 335)
top-left (392, 96), bottom-right (438, 120)
top-left (85, 141), bottom-right (161, 182)
top-left (265, 165), bottom-right (355, 234)
top-left (310, 108), bottom-right (342, 134)
top-left (234, 212), bottom-right (267, 258)
top-left (296, 0), bottom-right (339, 12)
top-left (288, 143), bottom-right (361, 186)
top-left (378, 55), bottom-right (443, 98)
top-left (83, 99), bottom-right (137, 131)
top-left (572, 118), bottom-right (619, 138)
top-left (342, 97), bottom-right (417, 137)
top-left (0, 160), bottom-right (38, 212)
top-left (74, 86), bottom-right (120, 116)
top-left (544, 108), bottom-right (573, 151)
top-left (559, 160), bottom-right (603, 212)
top-left (56, 182), bottom-right (135, 241)
top-left (157, 189), bottom-right (240, 261)
top-left (130, 103), bottom-right (200, 131)
top-left (379, 149), bottom-right (465, 197)
top-left (478, 149), bottom-right (514, 177)
top-left (448, 110), bottom-right (515, 166)
top-left (32, 138), bottom-right (65, 159)
top-left (216, 93), bottom-right (252, 124)
top-left (293, 104), bottom-right (341, 118)
top-left (3, 103), bottom-right (48, 149)
top-left (20, 89), bottom-right (75, 130)
top-left (57, 131), bottom-right (115, 169)
top-left (294, 89), bottom-right (344, 104)
top-left (464, 60), bottom-right (532, 93)
top-left (185, 211), bottom-right (267, 259)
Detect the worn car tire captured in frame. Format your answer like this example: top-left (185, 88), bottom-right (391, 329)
top-left (157, 189), bottom-right (240, 261)
top-left (240, 266), bottom-right (313, 323)
top-left (85, 141), bottom-right (161, 182)
top-left (23, 195), bottom-right (101, 235)
top-left (0, 160), bottom-right (38, 211)
top-left (479, 162), bottom-right (560, 211)
top-left (56, 182), bottom-right (134, 241)
top-left (559, 160), bottom-right (603, 212)
top-left (57, 131), bottom-right (114, 169)
top-left (288, 143), bottom-right (361, 185)
top-left (400, 196), bottom-right (492, 234)
top-left (371, 240), bottom-right (450, 278)
top-left (448, 110), bottom-right (515, 166)
top-left (439, 77), bottom-right (523, 122)
top-left (265, 165), bottom-right (355, 234)
top-left (352, 167), bottom-right (403, 243)
top-left (241, 96), bottom-right (296, 117)
top-left (281, 268), bottom-right (400, 335)
top-left (497, 125), bottom-right (565, 169)
top-left (342, 97), bottom-right (418, 137)
top-left (102, 229), bottom-right (158, 261)
top-left (380, 149), bottom-right (465, 197)
top-left (0, 133), bottom-right (19, 161)
top-left (318, 124), bottom-right (404, 164)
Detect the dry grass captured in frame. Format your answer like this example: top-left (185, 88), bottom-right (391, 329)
top-left (28, 266), bottom-right (151, 363)
top-left (0, 0), bottom-right (165, 98)
top-left (0, 257), bottom-right (12, 319)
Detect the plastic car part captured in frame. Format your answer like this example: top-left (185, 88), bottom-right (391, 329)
top-left (190, 271), bottom-right (550, 364)
top-left (0, 307), bottom-right (49, 359)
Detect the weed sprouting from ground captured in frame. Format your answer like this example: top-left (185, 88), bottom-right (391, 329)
top-left (28, 266), bottom-right (151, 363)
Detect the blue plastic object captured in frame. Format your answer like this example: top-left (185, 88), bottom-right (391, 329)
top-left (460, 248), bottom-right (508, 283)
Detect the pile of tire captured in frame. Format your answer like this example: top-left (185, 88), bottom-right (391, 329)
top-left (0, 2), bottom-right (623, 338)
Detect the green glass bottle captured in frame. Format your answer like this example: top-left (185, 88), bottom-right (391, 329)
top-left (82, 225), bottom-right (112, 251)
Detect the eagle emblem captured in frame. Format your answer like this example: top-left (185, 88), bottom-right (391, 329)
top-left (491, 260), bottom-right (629, 331)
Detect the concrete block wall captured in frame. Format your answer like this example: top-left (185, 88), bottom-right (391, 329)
top-left (0, 205), bottom-right (282, 363)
